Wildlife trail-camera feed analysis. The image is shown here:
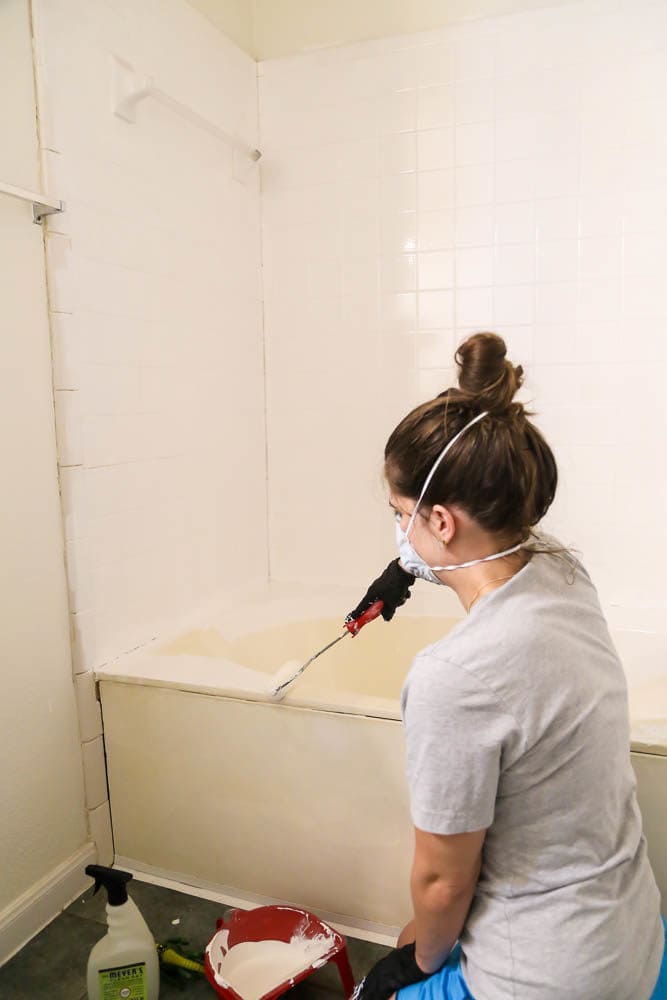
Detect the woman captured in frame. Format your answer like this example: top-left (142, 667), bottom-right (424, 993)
top-left (349, 333), bottom-right (666, 1000)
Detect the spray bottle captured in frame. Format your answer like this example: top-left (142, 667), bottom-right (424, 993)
top-left (85, 864), bottom-right (159, 1000)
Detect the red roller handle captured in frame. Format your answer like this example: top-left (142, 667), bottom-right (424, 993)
top-left (344, 599), bottom-right (384, 637)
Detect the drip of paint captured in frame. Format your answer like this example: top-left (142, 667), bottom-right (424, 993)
top-left (206, 929), bottom-right (336, 999)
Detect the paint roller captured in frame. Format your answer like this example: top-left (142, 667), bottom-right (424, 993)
top-left (269, 600), bottom-right (385, 701)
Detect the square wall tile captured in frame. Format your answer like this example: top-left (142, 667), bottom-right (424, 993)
top-left (45, 234), bottom-right (76, 313)
top-left (456, 122), bottom-right (494, 165)
top-left (537, 240), bottom-right (579, 283)
top-left (419, 290), bottom-right (455, 329)
top-left (455, 79), bottom-right (494, 124)
top-left (495, 115), bottom-right (538, 161)
top-left (535, 197), bottom-right (579, 240)
top-left (455, 163), bottom-right (494, 206)
top-left (381, 254), bottom-right (417, 292)
top-left (418, 85), bottom-right (455, 130)
top-left (381, 172), bottom-right (417, 212)
top-left (535, 282), bottom-right (578, 325)
top-left (455, 205), bottom-right (494, 247)
top-left (380, 132), bottom-right (417, 174)
top-left (577, 279), bottom-right (621, 324)
top-left (495, 159), bottom-right (537, 202)
top-left (71, 610), bottom-right (98, 675)
top-left (455, 287), bottom-right (493, 327)
top-left (59, 466), bottom-right (86, 541)
top-left (456, 246), bottom-right (493, 287)
top-left (579, 196), bottom-right (623, 238)
top-left (535, 111), bottom-right (580, 159)
top-left (452, 31), bottom-right (494, 81)
top-left (377, 89), bottom-right (417, 135)
top-left (416, 330), bottom-right (456, 369)
top-left (494, 243), bottom-right (536, 286)
top-left (495, 201), bottom-right (536, 244)
top-left (88, 801), bottom-right (113, 866)
top-left (535, 155), bottom-right (579, 199)
top-left (381, 292), bottom-right (417, 332)
top-left (54, 390), bottom-right (83, 467)
top-left (418, 169), bottom-right (456, 211)
top-left (494, 285), bottom-right (535, 326)
top-left (417, 42), bottom-right (456, 88)
top-left (418, 209), bottom-right (455, 250)
top-left (381, 211), bottom-right (417, 254)
top-left (418, 251), bottom-right (454, 290)
top-left (51, 313), bottom-right (81, 391)
top-left (418, 128), bottom-right (455, 171)
top-left (623, 234), bottom-right (667, 276)
top-left (81, 736), bottom-right (108, 810)
top-left (578, 237), bottom-right (622, 281)
top-left (75, 670), bottom-right (103, 743)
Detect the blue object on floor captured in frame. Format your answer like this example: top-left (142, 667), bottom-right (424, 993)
top-left (398, 917), bottom-right (667, 1000)
top-left (649, 917), bottom-right (667, 1000)
top-left (397, 945), bottom-right (471, 1000)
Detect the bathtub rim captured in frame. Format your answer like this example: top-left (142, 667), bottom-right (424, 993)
top-left (93, 579), bottom-right (667, 750)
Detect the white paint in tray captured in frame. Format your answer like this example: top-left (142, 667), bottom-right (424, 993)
top-left (206, 925), bottom-right (336, 999)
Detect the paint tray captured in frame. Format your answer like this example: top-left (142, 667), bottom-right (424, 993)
top-left (204, 905), bottom-right (356, 1000)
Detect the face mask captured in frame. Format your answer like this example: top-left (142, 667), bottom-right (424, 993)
top-left (394, 410), bottom-right (525, 584)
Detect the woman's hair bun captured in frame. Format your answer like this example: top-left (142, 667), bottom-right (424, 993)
top-left (455, 332), bottom-right (523, 412)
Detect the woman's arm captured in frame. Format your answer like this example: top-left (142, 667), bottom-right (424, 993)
top-left (409, 826), bottom-right (486, 973)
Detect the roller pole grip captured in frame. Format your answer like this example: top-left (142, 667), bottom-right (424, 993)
top-left (344, 599), bottom-right (384, 636)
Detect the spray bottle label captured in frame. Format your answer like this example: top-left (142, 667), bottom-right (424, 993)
top-left (98, 961), bottom-right (147, 999)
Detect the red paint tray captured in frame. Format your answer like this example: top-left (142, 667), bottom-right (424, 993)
top-left (204, 905), bottom-right (356, 1000)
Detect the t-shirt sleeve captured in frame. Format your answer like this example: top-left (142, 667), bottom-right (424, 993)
top-left (402, 653), bottom-right (521, 835)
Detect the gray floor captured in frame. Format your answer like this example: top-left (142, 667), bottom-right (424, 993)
top-left (0, 879), bottom-right (390, 999)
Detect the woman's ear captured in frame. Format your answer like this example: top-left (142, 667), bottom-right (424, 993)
top-left (430, 504), bottom-right (456, 544)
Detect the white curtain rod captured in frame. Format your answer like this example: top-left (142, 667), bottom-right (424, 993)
top-left (113, 59), bottom-right (261, 164)
top-left (0, 180), bottom-right (65, 225)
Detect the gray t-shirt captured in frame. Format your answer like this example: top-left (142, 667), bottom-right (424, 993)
top-left (401, 546), bottom-right (663, 1000)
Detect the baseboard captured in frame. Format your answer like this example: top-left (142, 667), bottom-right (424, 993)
top-left (115, 856), bottom-right (399, 946)
top-left (0, 842), bottom-right (97, 966)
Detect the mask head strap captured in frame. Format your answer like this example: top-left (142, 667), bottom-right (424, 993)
top-left (406, 410), bottom-right (489, 537)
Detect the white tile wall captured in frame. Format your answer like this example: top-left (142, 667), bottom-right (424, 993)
top-left (260, 0), bottom-right (667, 614)
top-left (33, 0), bottom-right (267, 677)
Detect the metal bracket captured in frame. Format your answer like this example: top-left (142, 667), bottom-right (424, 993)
top-left (33, 199), bottom-right (66, 225)
top-left (0, 180), bottom-right (65, 225)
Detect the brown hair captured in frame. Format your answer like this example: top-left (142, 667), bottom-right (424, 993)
top-left (384, 332), bottom-right (557, 543)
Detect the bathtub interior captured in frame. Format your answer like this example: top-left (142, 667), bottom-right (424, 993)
top-left (95, 581), bottom-right (667, 745)
top-left (157, 615), bottom-right (460, 701)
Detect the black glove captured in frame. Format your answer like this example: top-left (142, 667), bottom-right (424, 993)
top-left (352, 943), bottom-right (429, 1000)
top-left (346, 559), bottom-right (416, 624)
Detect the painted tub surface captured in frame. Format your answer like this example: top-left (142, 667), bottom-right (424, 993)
top-left (97, 581), bottom-right (667, 745)
top-left (96, 582), bottom-right (667, 931)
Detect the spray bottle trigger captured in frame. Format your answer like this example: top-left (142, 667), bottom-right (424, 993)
top-left (85, 864), bottom-right (133, 906)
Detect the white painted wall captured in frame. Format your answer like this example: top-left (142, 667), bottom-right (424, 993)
top-left (251, 0), bottom-right (579, 60)
top-left (0, 0), bottom-right (89, 943)
top-left (31, 0), bottom-right (267, 680)
top-left (260, 0), bottom-right (667, 624)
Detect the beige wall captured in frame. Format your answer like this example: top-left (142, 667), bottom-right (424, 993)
top-left (187, 0), bottom-right (578, 59)
top-left (254, 0), bottom-right (577, 59)
top-left (187, 0), bottom-right (255, 54)
top-left (0, 0), bottom-right (88, 917)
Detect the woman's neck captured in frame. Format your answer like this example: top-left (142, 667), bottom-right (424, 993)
top-left (438, 548), bottom-right (529, 613)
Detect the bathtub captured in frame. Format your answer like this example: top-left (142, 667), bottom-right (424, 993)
top-left (96, 581), bottom-right (667, 938)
